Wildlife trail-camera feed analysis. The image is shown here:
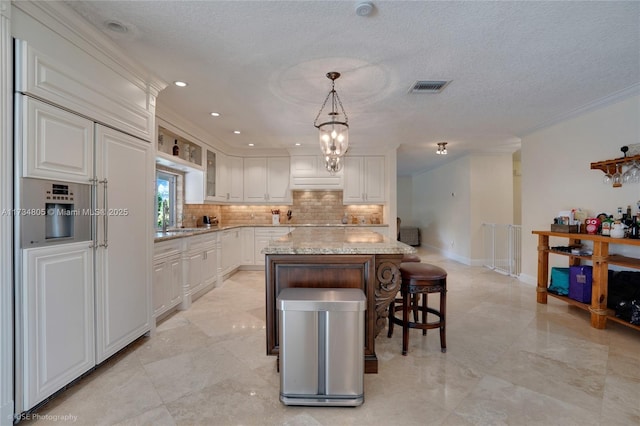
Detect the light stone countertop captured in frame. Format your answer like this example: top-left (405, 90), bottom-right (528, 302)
top-left (154, 223), bottom-right (388, 243)
top-left (261, 227), bottom-right (415, 255)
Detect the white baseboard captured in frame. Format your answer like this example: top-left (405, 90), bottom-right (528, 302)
top-left (518, 273), bottom-right (537, 286)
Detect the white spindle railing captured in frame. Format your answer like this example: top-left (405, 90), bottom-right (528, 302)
top-left (482, 223), bottom-right (521, 277)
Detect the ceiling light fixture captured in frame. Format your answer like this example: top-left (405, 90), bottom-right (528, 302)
top-left (233, 130), bottom-right (241, 134)
top-left (173, 81), bottom-right (188, 87)
top-left (210, 112), bottom-right (220, 117)
top-left (314, 72), bottom-right (349, 173)
top-left (436, 142), bottom-right (448, 155)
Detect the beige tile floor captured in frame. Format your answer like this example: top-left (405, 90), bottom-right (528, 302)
top-left (23, 247), bottom-right (640, 425)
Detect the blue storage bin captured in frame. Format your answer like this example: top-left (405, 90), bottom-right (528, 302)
top-left (569, 266), bottom-right (592, 303)
top-left (548, 267), bottom-right (570, 296)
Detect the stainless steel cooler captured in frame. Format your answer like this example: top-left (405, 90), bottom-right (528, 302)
top-left (277, 288), bottom-right (366, 406)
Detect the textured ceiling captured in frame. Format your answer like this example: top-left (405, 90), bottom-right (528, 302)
top-left (63, 1), bottom-right (640, 176)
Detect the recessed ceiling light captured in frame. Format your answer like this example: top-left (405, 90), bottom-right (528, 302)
top-left (210, 112), bottom-right (220, 117)
top-left (234, 130), bottom-right (241, 134)
top-left (248, 143), bottom-right (254, 147)
top-left (174, 81), bottom-right (188, 87)
top-left (295, 143), bottom-right (301, 146)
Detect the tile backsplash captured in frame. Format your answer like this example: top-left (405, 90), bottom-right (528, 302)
top-left (182, 191), bottom-right (384, 227)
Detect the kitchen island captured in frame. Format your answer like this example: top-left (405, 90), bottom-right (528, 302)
top-left (263, 227), bottom-right (416, 373)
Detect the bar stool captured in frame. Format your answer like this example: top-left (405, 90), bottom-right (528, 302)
top-left (388, 263), bottom-right (447, 355)
top-left (401, 253), bottom-right (421, 263)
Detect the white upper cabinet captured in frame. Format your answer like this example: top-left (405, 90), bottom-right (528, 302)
top-left (343, 156), bottom-right (386, 204)
top-left (289, 155), bottom-right (343, 190)
top-left (226, 156), bottom-right (244, 202)
top-left (14, 33), bottom-right (156, 141)
top-left (17, 96), bottom-right (94, 183)
top-left (243, 157), bottom-right (291, 203)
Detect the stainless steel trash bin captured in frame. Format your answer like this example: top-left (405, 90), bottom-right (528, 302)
top-left (277, 288), bottom-right (366, 407)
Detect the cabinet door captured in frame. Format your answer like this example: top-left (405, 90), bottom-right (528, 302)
top-left (364, 156), bottom-right (385, 202)
top-left (216, 152), bottom-right (229, 201)
top-left (153, 260), bottom-right (169, 317)
top-left (241, 227), bottom-right (255, 265)
top-left (343, 156), bottom-right (365, 202)
top-left (19, 243), bottom-right (94, 411)
top-left (94, 125), bottom-right (152, 363)
top-left (203, 244), bottom-right (218, 287)
top-left (168, 256), bottom-right (183, 307)
top-left (267, 157), bottom-right (291, 202)
top-left (243, 157), bottom-right (268, 201)
top-left (205, 149), bottom-right (218, 200)
top-left (19, 95), bottom-right (94, 183)
top-left (227, 156), bottom-right (244, 202)
top-left (187, 250), bottom-right (204, 292)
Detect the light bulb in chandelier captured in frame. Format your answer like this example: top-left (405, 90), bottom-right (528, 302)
top-left (314, 72), bottom-right (349, 158)
top-left (325, 155), bottom-right (343, 174)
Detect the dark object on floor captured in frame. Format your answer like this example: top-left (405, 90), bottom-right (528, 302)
top-left (399, 226), bottom-right (420, 246)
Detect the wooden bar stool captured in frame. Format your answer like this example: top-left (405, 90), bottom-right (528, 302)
top-left (388, 263), bottom-right (447, 355)
top-left (401, 253), bottom-right (421, 263)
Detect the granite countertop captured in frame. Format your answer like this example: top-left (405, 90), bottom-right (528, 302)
top-left (154, 223), bottom-right (388, 242)
top-left (261, 227), bottom-right (416, 255)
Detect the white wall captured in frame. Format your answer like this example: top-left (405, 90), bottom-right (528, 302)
top-left (396, 175), bottom-right (413, 226)
top-left (412, 156), bottom-right (472, 263)
top-left (520, 92), bottom-right (640, 284)
top-left (410, 153), bottom-right (514, 265)
top-left (470, 154), bottom-right (514, 262)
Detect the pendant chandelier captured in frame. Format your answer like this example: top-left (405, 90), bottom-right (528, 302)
top-left (314, 72), bottom-right (349, 172)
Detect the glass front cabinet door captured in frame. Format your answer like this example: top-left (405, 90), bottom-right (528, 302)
top-left (206, 149), bottom-right (216, 199)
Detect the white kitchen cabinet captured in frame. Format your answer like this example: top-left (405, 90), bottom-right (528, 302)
top-left (185, 233), bottom-right (218, 304)
top-left (18, 95), bottom-right (94, 183)
top-left (289, 155), bottom-right (343, 190)
top-left (153, 240), bottom-right (182, 319)
top-left (254, 227), bottom-right (291, 266)
top-left (343, 156), bottom-right (386, 203)
top-left (18, 242), bottom-right (95, 410)
top-left (94, 125), bottom-right (153, 364)
top-left (220, 228), bottom-right (241, 277)
top-left (241, 227), bottom-right (255, 265)
top-left (205, 148), bottom-right (223, 202)
top-left (243, 157), bottom-right (291, 203)
top-left (226, 156), bottom-right (244, 202)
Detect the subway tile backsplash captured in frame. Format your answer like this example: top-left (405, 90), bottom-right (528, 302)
top-left (182, 191), bottom-right (384, 227)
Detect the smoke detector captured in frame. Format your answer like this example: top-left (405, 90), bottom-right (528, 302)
top-left (355, 2), bottom-right (374, 17)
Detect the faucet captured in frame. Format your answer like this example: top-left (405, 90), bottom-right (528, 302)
top-left (161, 200), bottom-right (169, 233)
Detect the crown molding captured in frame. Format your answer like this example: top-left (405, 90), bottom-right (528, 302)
top-left (519, 83), bottom-right (640, 137)
top-left (12, 1), bottom-right (166, 95)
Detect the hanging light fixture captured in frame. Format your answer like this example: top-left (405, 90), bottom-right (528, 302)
top-left (314, 72), bottom-right (349, 165)
top-left (324, 155), bottom-right (343, 173)
top-left (436, 142), bottom-right (448, 155)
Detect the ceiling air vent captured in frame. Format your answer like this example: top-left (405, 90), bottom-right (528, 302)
top-left (409, 80), bottom-right (451, 94)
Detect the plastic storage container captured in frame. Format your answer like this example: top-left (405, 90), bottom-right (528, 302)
top-left (569, 265), bottom-right (593, 303)
top-left (277, 287), bottom-right (366, 406)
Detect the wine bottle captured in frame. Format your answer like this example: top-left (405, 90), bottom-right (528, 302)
top-left (172, 139), bottom-right (180, 156)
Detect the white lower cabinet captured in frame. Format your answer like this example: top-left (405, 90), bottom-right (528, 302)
top-left (241, 227), bottom-right (255, 265)
top-left (185, 234), bottom-right (218, 301)
top-left (153, 240), bottom-right (183, 319)
top-left (18, 243), bottom-right (94, 410)
top-left (220, 229), bottom-right (241, 277)
top-left (254, 227), bottom-right (292, 266)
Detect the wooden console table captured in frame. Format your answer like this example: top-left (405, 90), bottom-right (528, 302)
top-left (533, 230), bottom-right (640, 331)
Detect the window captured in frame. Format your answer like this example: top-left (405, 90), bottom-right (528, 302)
top-left (156, 171), bottom-right (177, 229)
